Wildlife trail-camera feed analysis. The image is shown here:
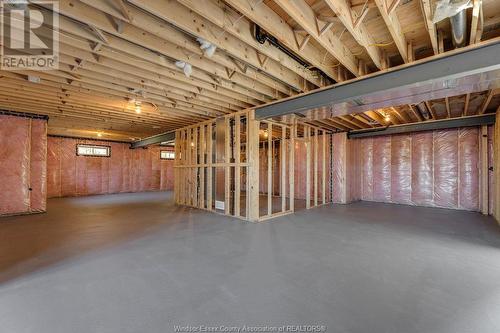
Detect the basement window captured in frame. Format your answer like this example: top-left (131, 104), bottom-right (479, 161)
top-left (160, 150), bottom-right (175, 160)
top-left (76, 144), bottom-right (110, 157)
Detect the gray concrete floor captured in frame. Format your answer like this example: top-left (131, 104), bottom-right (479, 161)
top-left (1, 192), bottom-right (500, 333)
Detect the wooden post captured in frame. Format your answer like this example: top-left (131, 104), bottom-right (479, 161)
top-left (199, 124), bottom-right (205, 209)
top-left (314, 128), bottom-right (318, 207)
top-left (235, 114), bottom-right (241, 217)
top-left (247, 110), bottom-right (260, 221)
top-left (290, 122), bottom-right (295, 211)
top-left (207, 124), bottom-right (213, 211)
top-left (193, 126), bottom-right (198, 207)
top-left (322, 131), bottom-right (327, 205)
top-left (174, 130), bottom-right (180, 204)
top-left (281, 125), bottom-right (286, 212)
top-left (267, 122), bottom-right (272, 216)
top-left (224, 116), bottom-right (231, 215)
top-left (306, 125), bottom-right (311, 209)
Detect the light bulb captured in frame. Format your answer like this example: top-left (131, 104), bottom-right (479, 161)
top-left (97, 132), bottom-right (102, 137)
top-left (384, 114), bottom-right (390, 122)
top-left (135, 105), bottom-right (141, 114)
top-left (263, 131), bottom-right (269, 138)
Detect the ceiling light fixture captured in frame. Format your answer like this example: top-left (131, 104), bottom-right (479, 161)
top-left (135, 101), bottom-right (142, 114)
top-left (97, 132), bottom-right (103, 137)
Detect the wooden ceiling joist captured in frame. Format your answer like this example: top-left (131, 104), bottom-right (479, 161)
top-left (323, 0), bottom-right (383, 69)
top-left (224, 0), bottom-right (342, 82)
top-left (373, 0), bottom-right (408, 62)
top-left (42, 0), bottom-right (290, 100)
top-left (126, 0), bottom-right (310, 92)
top-left (273, 0), bottom-right (360, 78)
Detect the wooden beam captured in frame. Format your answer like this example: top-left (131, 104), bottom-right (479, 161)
top-left (274, 0), bottom-right (360, 77)
top-left (419, 0), bottom-right (438, 55)
top-left (388, 0), bottom-right (402, 15)
top-left (224, 0), bottom-right (342, 81)
top-left (463, 93), bottom-right (470, 116)
top-left (323, 0), bottom-right (383, 69)
top-left (177, 0), bottom-right (323, 87)
top-left (374, 0), bottom-right (408, 62)
top-left (480, 90), bottom-right (494, 114)
top-left (247, 110), bottom-right (260, 221)
top-left (470, 0), bottom-right (482, 45)
top-left (445, 97), bottom-right (451, 118)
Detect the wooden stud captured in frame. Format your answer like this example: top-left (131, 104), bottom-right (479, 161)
top-left (281, 125), bottom-right (286, 212)
top-left (290, 122), bottom-right (296, 212)
top-left (199, 124), bottom-right (205, 209)
top-left (235, 115), bottom-right (241, 217)
top-left (322, 131), bottom-right (327, 205)
top-left (224, 116), bottom-right (231, 215)
top-left (314, 128), bottom-right (318, 207)
top-left (305, 126), bottom-right (311, 209)
top-left (267, 122), bottom-right (273, 216)
top-left (247, 110), bottom-right (260, 221)
top-left (481, 125), bottom-right (489, 215)
top-left (207, 124), bottom-right (213, 210)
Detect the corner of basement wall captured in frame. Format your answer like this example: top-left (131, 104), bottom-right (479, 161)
top-left (494, 111), bottom-right (500, 224)
top-left (0, 114), bottom-right (47, 216)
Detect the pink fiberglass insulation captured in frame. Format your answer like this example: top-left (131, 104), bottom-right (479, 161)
top-left (338, 127), bottom-right (486, 212)
top-left (372, 136), bottom-right (392, 202)
top-left (411, 132), bottom-right (434, 206)
top-left (332, 133), bottom-right (347, 203)
top-left (458, 128), bottom-right (479, 211)
top-left (433, 130), bottom-right (459, 208)
top-left (0, 116), bottom-right (30, 214)
top-left (390, 134), bottom-right (412, 205)
top-left (29, 119), bottom-right (47, 212)
top-left (0, 115), bottom-right (47, 216)
top-left (47, 137), bottom-right (175, 198)
top-left (47, 137), bottom-right (62, 198)
top-left (360, 137), bottom-right (374, 201)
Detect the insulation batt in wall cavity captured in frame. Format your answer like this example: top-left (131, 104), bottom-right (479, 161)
top-left (0, 115), bottom-right (47, 216)
top-left (47, 137), bottom-right (174, 198)
top-left (331, 126), bottom-right (493, 212)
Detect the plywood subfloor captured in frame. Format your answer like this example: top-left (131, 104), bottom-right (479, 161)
top-left (1, 192), bottom-right (500, 333)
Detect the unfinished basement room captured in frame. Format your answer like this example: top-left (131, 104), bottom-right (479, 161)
top-left (1, 0), bottom-right (500, 332)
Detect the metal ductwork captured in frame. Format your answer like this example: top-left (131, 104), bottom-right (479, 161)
top-left (450, 10), bottom-right (467, 48)
top-left (416, 103), bottom-right (431, 120)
